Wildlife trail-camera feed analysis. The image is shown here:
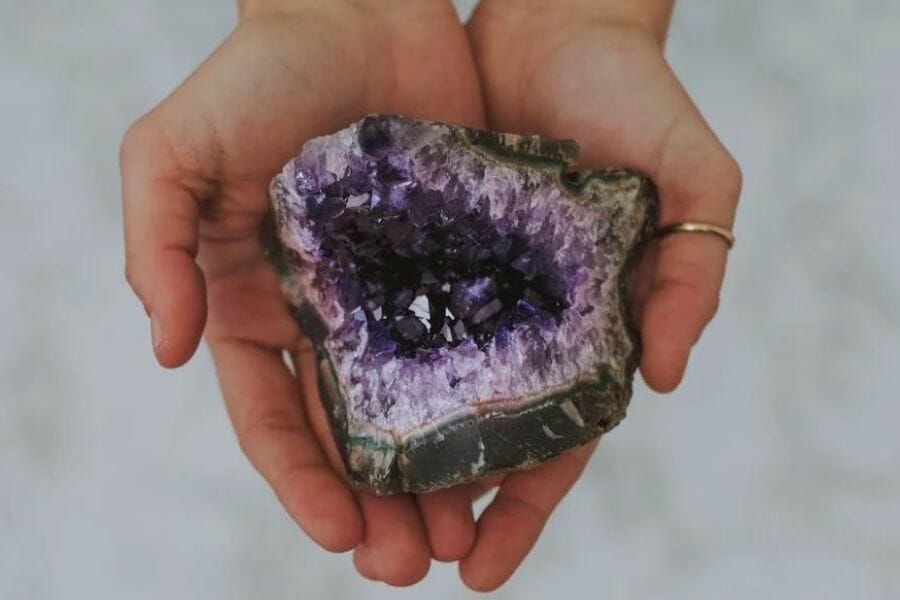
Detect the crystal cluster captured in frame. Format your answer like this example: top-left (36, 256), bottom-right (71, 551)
top-left (266, 115), bottom-right (657, 494)
top-left (304, 147), bottom-right (569, 357)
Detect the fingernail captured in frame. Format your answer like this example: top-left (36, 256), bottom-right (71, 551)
top-left (151, 316), bottom-right (164, 354)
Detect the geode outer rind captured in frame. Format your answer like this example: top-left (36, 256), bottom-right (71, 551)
top-left (264, 115), bottom-right (658, 494)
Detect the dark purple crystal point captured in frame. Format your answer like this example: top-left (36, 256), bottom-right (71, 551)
top-left (266, 115), bottom-right (657, 494)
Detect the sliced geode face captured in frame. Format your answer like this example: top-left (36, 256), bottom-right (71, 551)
top-left (265, 115), bottom-right (657, 494)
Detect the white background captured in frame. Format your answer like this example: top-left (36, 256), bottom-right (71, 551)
top-left (2, 0), bottom-right (899, 598)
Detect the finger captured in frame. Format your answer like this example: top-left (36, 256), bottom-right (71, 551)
top-left (459, 441), bottom-right (597, 592)
top-left (121, 118), bottom-right (207, 368)
top-left (416, 486), bottom-right (477, 561)
top-left (638, 234), bottom-right (728, 391)
top-left (209, 337), bottom-right (363, 552)
top-left (353, 493), bottom-right (432, 586)
top-left (638, 107), bottom-right (741, 391)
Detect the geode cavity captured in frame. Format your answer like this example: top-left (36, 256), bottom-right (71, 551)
top-left (265, 115), bottom-right (657, 494)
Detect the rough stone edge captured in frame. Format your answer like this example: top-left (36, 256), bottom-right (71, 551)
top-left (261, 117), bottom-right (659, 494)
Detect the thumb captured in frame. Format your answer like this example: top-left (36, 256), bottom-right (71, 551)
top-left (120, 117), bottom-right (207, 368)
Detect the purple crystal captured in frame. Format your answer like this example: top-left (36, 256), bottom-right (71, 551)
top-left (295, 122), bottom-right (571, 358)
top-left (267, 115), bottom-right (657, 494)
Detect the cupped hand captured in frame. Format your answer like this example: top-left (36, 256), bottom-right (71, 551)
top-left (120, 0), bottom-right (486, 586)
top-left (461, 1), bottom-right (742, 590)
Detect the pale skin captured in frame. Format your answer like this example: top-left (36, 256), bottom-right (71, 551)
top-left (120, 0), bottom-right (740, 591)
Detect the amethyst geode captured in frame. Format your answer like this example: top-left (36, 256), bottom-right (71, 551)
top-left (264, 115), bottom-right (657, 494)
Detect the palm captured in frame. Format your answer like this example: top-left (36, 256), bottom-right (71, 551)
top-left (469, 13), bottom-right (741, 390)
top-left (122, 1), bottom-right (486, 588)
top-left (160, 9), bottom-right (486, 277)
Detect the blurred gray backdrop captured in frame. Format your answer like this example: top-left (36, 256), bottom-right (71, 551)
top-left (2, 0), bottom-right (899, 598)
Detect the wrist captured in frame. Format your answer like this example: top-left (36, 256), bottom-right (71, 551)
top-left (474, 0), bottom-right (672, 46)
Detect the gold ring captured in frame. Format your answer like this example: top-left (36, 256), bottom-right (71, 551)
top-left (657, 222), bottom-right (735, 249)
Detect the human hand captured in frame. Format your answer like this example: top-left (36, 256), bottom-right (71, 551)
top-left (460, 0), bottom-right (742, 590)
top-left (120, 0), bottom-right (486, 586)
